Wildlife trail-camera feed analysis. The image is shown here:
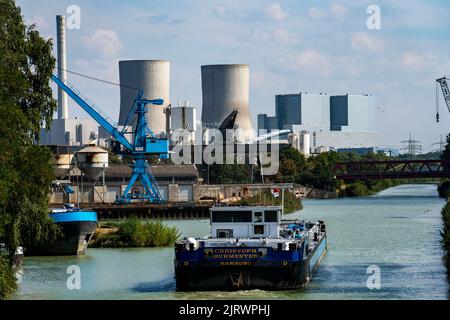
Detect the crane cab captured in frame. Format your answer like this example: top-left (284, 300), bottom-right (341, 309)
top-left (145, 137), bottom-right (169, 158)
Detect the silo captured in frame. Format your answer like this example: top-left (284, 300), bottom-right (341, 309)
top-left (300, 132), bottom-right (311, 156)
top-left (53, 153), bottom-right (74, 178)
top-left (76, 145), bottom-right (108, 180)
top-left (201, 64), bottom-right (254, 142)
top-left (119, 60), bottom-right (170, 135)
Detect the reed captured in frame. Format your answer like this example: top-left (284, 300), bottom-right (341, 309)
top-left (90, 219), bottom-right (181, 248)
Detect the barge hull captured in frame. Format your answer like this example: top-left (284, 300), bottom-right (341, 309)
top-left (29, 221), bottom-right (97, 256)
top-left (175, 236), bottom-right (327, 291)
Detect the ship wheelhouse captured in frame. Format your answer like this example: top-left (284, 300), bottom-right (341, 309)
top-left (210, 206), bottom-right (282, 239)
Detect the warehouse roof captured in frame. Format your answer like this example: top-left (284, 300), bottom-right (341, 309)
top-left (105, 164), bottom-right (198, 179)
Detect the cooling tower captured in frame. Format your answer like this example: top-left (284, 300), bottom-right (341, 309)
top-left (201, 64), bottom-right (255, 142)
top-left (119, 60), bottom-right (169, 135)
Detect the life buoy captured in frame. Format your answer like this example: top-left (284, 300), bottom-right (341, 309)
top-left (131, 187), bottom-right (140, 194)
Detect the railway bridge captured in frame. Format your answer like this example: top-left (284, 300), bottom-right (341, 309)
top-left (333, 159), bottom-right (450, 180)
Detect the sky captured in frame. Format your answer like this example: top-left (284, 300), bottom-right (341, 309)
top-left (17, 0), bottom-right (450, 152)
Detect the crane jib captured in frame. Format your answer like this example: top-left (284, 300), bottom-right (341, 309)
top-left (437, 77), bottom-right (450, 113)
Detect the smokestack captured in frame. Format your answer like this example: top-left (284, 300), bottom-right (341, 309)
top-left (56, 15), bottom-right (68, 119)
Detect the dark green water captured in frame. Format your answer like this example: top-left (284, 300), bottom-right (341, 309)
top-left (9, 184), bottom-right (449, 299)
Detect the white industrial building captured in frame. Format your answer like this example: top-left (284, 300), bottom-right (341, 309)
top-left (170, 101), bottom-right (197, 145)
top-left (40, 118), bottom-right (99, 146)
top-left (258, 92), bottom-right (380, 153)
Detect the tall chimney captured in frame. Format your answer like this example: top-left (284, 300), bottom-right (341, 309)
top-left (56, 15), bottom-right (68, 119)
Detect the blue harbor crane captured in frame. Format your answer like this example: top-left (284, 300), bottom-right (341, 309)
top-left (51, 73), bottom-right (169, 204)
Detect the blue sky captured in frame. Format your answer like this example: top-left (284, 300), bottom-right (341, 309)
top-left (18, 0), bottom-right (450, 151)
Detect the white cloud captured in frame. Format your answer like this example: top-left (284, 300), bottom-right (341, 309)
top-left (401, 51), bottom-right (437, 70)
top-left (308, 7), bottom-right (327, 19)
top-left (247, 28), bottom-right (298, 44)
top-left (251, 71), bottom-right (266, 86)
top-left (265, 3), bottom-right (289, 21)
top-left (213, 5), bottom-right (227, 18)
top-left (307, 4), bottom-right (349, 20)
top-left (351, 32), bottom-right (384, 52)
top-left (288, 49), bottom-right (331, 75)
top-left (329, 4), bottom-right (350, 20)
top-left (272, 29), bottom-right (299, 44)
top-left (26, 15), bottom-right (51, 30)
top-left (83, 29), bottom-right (123, 58)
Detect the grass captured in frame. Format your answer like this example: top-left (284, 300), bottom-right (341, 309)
top-left (90, 219), bottom-right (181, 248)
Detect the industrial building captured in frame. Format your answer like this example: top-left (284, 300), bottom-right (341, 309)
top-left (40, 118), bottom-right (99, 146)
top-left (337, 147), bottom-right (399, 156)
top-left (50, 164), bottom-right (199, 204)
top-left (258, 92), bottom-right (380, 153)
top-left (201, 64), bottom-right (255, 143)
top-left (330, 94), bottom-right (375, 132)
top-left (118, 60), bottom-right (170, 137)
top-left (275, 93), bottom-right (330, 130)
top-left (170, 101), bottom-right (197, 145)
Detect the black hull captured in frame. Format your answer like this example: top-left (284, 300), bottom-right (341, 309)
top-left (175, 235), bottom-right (327, 291)
top-left (175, 260), bottom-right (310, 291)
top-left (28, 221), bottom-right (97, 256)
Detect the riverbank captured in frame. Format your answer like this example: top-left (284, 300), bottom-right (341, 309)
top-left (90, 219), bottom-right (180, 248)
top-left (441, 201), bottom-right (450, 274)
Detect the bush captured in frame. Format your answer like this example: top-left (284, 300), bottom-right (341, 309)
top-left (0, 257), bottom-right (16, 299)
top-left (441, 202), bottom-right (450, 273)
top-left (344, 182), bottom-right (369, 197)
top-left (438, 180), bottom-right (450, 199)
top-left (90, 219), bottom-right (181, 248)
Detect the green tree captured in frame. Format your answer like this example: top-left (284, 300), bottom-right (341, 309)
top-left (441, 133), bottom-right (450, 161)
top-left (0, 0), bottom-right (59, 298)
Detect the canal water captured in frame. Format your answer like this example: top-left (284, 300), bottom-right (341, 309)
top-left (10, 184), bottom-right (449, 300)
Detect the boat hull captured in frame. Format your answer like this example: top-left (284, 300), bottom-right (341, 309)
top-left (175, 235), bottom-right (327, 291)
top-left (28, 210), bottom-right (97, 256)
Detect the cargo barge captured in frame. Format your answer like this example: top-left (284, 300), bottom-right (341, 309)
top-left (29, 204), bottom-right (98, 256)
top-left (174, 206), bottom-right (327, 291)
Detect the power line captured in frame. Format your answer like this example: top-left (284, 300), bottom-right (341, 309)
top-left (400, 132), bottom-right (422, 158)
top-left (54, 67), bottom-right (141, 92)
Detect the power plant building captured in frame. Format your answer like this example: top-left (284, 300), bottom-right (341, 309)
top-left (118, 60), bottom-right (170, 136)
top-left (275, 93), bottom-right (330, 130)
top-left (258, 92), bottom-right (380, 152)
top-left (201, 64), bottom-right (255, 142)
top-left (170, 101), bottom-right (197, 145)
top-left (330, 94), bottom-right (375, 132)
top-left (257, 114), bottom-right (278, 133)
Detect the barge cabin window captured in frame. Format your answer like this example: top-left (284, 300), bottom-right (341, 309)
top-left (217, 229), bottom-right (233, 238)
top-left (211, 211), bottom-right (252, 223)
